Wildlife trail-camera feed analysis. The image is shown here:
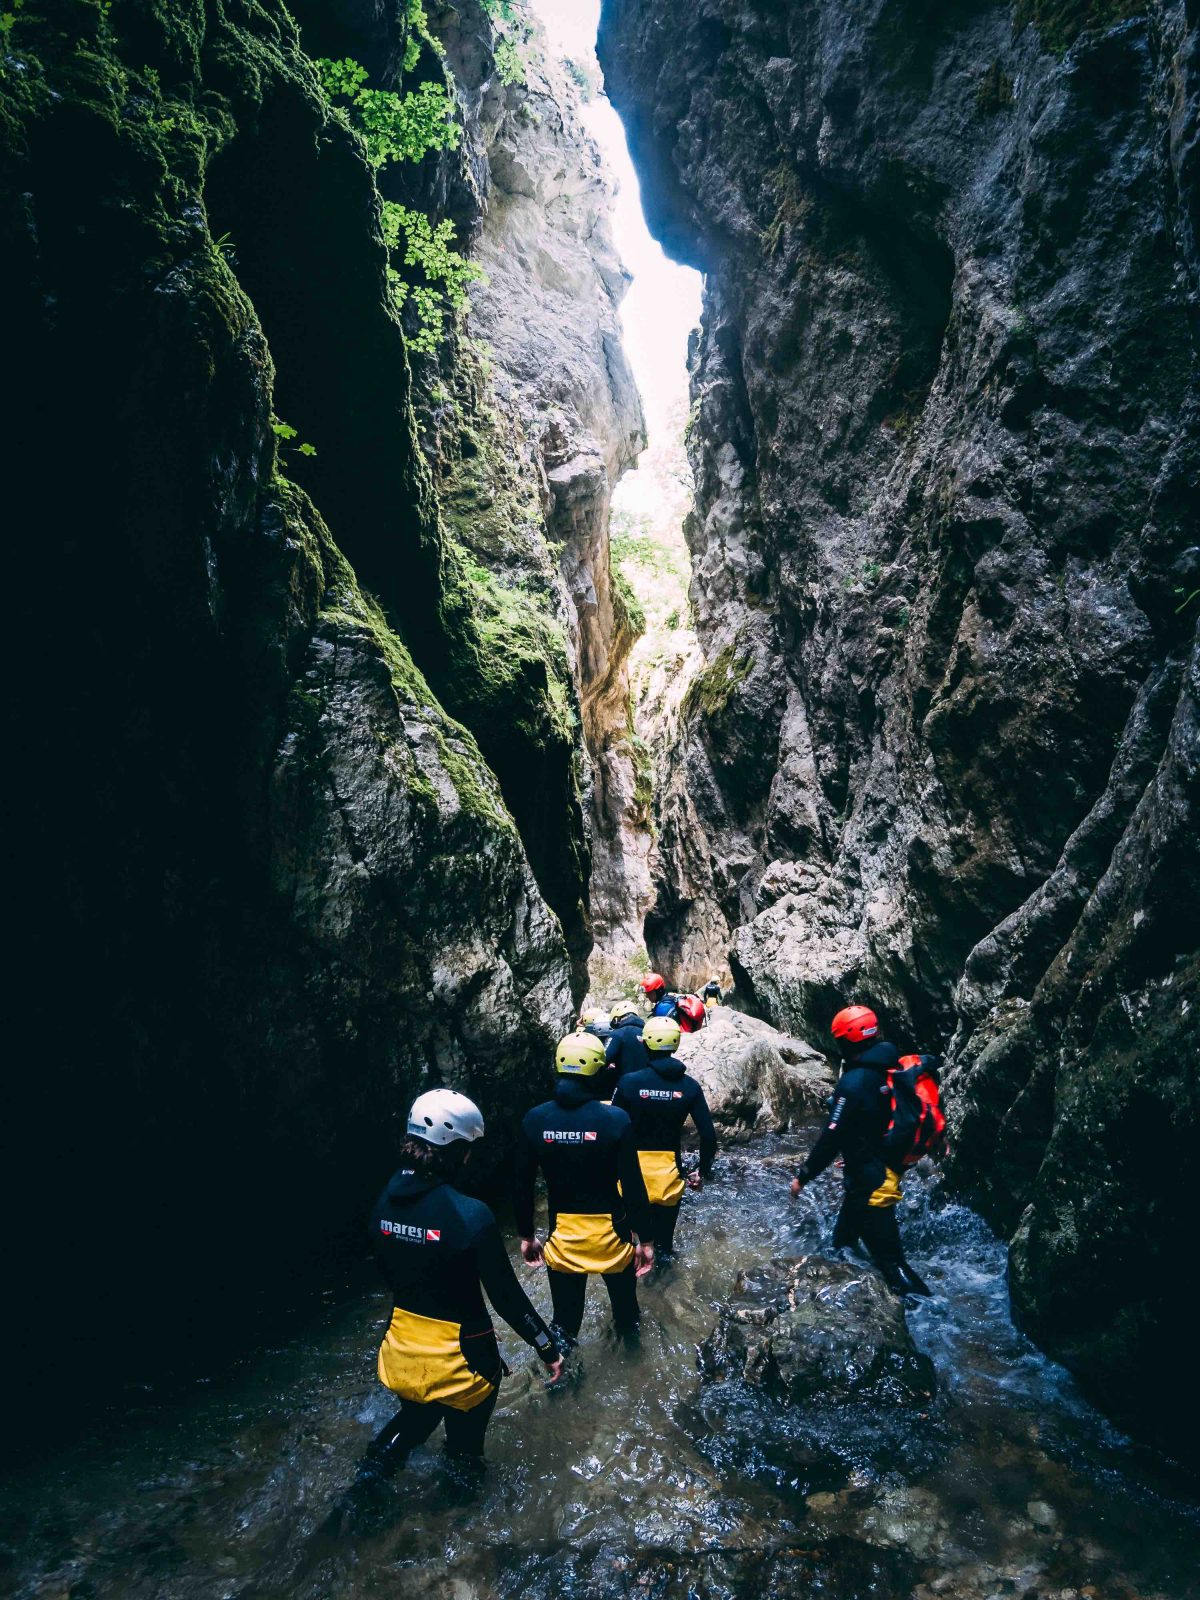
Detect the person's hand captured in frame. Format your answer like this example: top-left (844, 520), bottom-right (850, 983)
top-left (634, 1241), bottom-right (655, 1277)
top-left (544, 1356), bottom-right (565, 1382)
top-left (687, 1171), bottom-right (704, 1191)
top-left (520, 1236), bottom-right (544, 1266)
top-left (790, 1175), bottom-right (807, 1199)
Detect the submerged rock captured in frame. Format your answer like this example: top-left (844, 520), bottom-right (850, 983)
top-left (676, 1007), bottom-right (833, 1136)
top-left (701, 1257), bottom-right (936, 1405)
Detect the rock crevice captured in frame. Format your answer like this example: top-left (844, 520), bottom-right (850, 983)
top-left (600, 0), bottom-right (1199, 1454)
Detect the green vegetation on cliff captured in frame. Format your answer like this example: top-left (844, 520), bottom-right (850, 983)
top-left (1013, 0), bottom-right (1145, 54)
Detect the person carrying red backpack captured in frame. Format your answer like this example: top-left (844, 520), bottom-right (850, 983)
top-left (789, 1005), bottom-right (938, 1299)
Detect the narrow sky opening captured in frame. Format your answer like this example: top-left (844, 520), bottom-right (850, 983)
top-left (527, 0), bottom-right (702, 448)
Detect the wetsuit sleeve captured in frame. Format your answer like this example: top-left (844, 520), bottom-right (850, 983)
top-left (611, 1076), bottom-right (631, 1113)
top-left (690, 1083), bottom-right (717, 1178)
top-left (514, 1114), bottom-right (539, 1239)
top-left (605, 1034), bottom-right (621, 1065)
top-left (474, 1221), bottom-right (558, 1364)
top-left (617, 1113), bottom-right (652, 1238)
top-left (799, 1089), bottom-right (850, 1181)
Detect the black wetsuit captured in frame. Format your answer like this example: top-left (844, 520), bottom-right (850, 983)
top-left (362, 1168), bottom-right (557, 1477)
top-left (515, 1079), bottom-right (651, 1341)
top-left (795, 1041), bottom-right (928, 1294)
top-left (613, 1056), bottom-right (717, 1255)
top-left (605, 1019), bottom-right (649, 1082)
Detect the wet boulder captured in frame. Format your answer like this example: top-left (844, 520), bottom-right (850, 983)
top-left (701, 1257), bottom-right (936, 1405)
top-left (676, 1008), bottom-right (834, 1139)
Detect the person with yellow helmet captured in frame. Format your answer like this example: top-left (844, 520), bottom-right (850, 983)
top-left (577, 1005), bottom-right (612, 1037)
top-left (515, 1031), bottom-right (654, 1345)
top-left (605, 999), bottom-right (650, 1083)
top-left (612, 1016), bottom-right (717, 1261)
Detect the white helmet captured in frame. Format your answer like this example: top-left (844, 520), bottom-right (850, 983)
top-left (407, 1089), bottom-right (485, 1146)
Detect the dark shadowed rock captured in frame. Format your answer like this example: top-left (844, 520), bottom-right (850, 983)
top-left (701, 1256), bottom-right (937, 1405)
top-left (600, 0), bottom-right (1199, 1453)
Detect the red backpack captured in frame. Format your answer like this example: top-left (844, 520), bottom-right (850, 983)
top-left (883, 1054), bottom-right (947, 1167)
top-left (676, 994), bottom-right (707, 1032)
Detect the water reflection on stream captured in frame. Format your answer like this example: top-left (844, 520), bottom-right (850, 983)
top-left (2, 1136), bottom-right (1197, 1599)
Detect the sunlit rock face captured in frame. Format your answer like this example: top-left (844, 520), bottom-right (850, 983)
top-left (402, 0), bottom-right (647, 980)
top-left (601, 0), bottom-right (1199, 1453)
top-left (4, 0), bottom-right (572, 1411)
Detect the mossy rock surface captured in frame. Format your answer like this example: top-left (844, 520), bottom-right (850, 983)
top-left (2, 0), bottom-right (572, 1434)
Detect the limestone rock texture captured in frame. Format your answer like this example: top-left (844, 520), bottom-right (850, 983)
top-left (700, 1256), bottom-right (937, 1404)
top-left (676, 1007), bottom-right (834, 1136)
top-left (2, 0), bottom-right (573, 1415)
top-left (600, 0), bottom-right (1199, 1453)
top-left (407, 0), bottom-right (647, 974)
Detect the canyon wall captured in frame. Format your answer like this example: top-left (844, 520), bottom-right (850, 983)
top-left (600, 0), bottom-right (1199, 1455)
top-left (0, 0), bottom-right (612, 1415)
top-left (416, 0), bottom-right (648, 965)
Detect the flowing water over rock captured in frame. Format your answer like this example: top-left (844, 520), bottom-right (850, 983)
top-left (3, 1139), bottom-right (1196, 1600)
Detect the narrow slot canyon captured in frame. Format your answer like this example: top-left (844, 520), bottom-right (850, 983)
top-left (2, 1), bottom-right (1197, 1596)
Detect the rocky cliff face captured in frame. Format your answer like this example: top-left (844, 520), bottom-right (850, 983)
top-left (600, 0), bottom-right (1199, 1454)
top-left (414, 0), bottom-right (647, 970)
top-left (2, 0), bottom-right (577, 1410)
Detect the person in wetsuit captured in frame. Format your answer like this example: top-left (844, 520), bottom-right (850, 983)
top-left (605, 1001), bottom-right (649, 1085)
top-left (516, 1031), bottom-right (654, 1345)
top-left (702, 978), bottom-right (724, 1008)
top-left (360, 1089), bottom-right (563, 1484)
top-left (613, 1015), bottom-right (717, 1260)
top-left (789, 1006), bottom-right (931, 1298)
top-left (578, 1006), bottom-right (613, 1042)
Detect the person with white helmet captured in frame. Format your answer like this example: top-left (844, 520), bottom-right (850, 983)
top-left (577, 1006), bottom-right (613, 1042)
top-left (357, 1088), bottom-right (563, 1486)
top-left (516, 1032), bottom-right (654, 1347)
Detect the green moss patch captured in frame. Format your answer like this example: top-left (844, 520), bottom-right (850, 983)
top-left (681, 644), bottom-right (754, 721)
top-left (1013, 0), bottom-right (1144, 55)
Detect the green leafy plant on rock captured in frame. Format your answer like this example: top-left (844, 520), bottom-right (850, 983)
top-left (381, 201), bottom-right (484, 353)
top-left (494, 36), bottom-right (526, 86)
top-left (315, 56), bottom-right (482, 353)
top-left (317, 57), bottom-right (460, 167)
top-left (271, 415), bottom-right (318, 460)
top-left (0, 0), bottom-right (26, 41)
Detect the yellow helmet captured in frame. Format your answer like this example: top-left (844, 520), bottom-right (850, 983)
top-left (609, 1001), bottom-right (642, 1027)
top-left (578, 1007), bottom-right (610, 1029)
top-left (643, 1016), bottom-right (682, 1054)
top-left (555, 1031), bottom-right (608, 1077)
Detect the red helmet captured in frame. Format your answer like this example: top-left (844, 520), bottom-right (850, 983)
top-left (677, 994), bottom-right (706, 1030)
top-left (831, 1005), bottom-right (879, 1044)
top-left (640, 972), bottom-right (666, 997)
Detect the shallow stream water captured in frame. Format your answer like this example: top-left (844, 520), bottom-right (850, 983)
top-left (3, 1135), bottom-right (1197, 1599)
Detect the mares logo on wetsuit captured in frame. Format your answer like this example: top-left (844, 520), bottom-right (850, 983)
top-left (379, 1220), bottom-right (441, 1243)
top-left (639, 1089), bottom-right (684, 1100)
top-left (543, 1129), bottom-right (594, 1143)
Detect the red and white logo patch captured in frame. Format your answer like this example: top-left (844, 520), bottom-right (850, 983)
top-left (584, 1131), bottom-right (597, 1141)
top-left (425, 1229), bottom-right (441, 1242)
top-left (672, 1091), bottom-right (683, 1099)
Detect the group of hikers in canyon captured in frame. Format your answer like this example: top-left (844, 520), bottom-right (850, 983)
top-left (345, 980), bottom-right (947, 1511)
